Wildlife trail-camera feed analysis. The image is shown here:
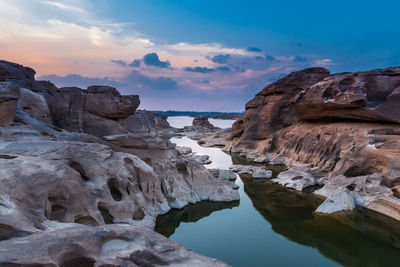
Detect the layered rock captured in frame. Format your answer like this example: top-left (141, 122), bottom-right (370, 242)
top-left (228, 65), bottom-right (400, 221)
top-left (0, 60), bottom-right (238, 265)
top-left (48, 86), bottom-right (139, 137)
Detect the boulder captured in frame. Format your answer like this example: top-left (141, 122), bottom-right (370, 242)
top-left (18, 88), bottom-right (51, 123)
top-left (47, 86), bottom-right (139, 137)
top-left (193, 117), bottom-right (215, 129)
top-left (123, 110), bottom-right (171, 133)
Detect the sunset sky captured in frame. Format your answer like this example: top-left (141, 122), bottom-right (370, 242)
top-left (1, 0), bottom-right (399, 111)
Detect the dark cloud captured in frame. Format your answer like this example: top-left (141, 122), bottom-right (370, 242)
top-left (203, 80), bottom-right (210, 84)
top-left (265, 55), bottom-right (276, 61)
top-left (216, 66), bottom-right (231, 72)
top-left (184, 66), bottom-right (216, 73)
top-left (111, 60), bottom-right (127, 67)
top-left (129, 59), bottom-right (141, 67)
top-left (294, 56), bottom-right (307, 62)
top-left (211, 54), bottom-right (230, 64)
top-left (246, 47), bottom-right (262, 52)
top-left (143, 53), bottom-right (171, 68)
top-left (123, 70), bottom-right (177, 90)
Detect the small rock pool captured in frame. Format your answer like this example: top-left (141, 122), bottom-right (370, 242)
top-left (155, 117), bottom-right (400, 267)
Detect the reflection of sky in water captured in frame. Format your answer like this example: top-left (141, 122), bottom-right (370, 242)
top-left (167, 116), bottom-right (235, 129)
top-left (171, 136), bottom-right (233, 170)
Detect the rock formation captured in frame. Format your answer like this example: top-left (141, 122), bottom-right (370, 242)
top-left (228, 66), bottom-right (400, 221)
top-left (192, 116), bottom-right (215, 129)
top-left (0, 60), bottom-right (238, 266)
top-left (123, 110), bottom-right (171, 133)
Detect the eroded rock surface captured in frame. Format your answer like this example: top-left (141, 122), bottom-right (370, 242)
top-left (0, 60), bottom-right (237, 265)
top-left (227, 66), bottom-right (400, 221)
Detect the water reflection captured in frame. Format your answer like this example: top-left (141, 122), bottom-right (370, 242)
top-left (155, 200), bottom-right (240, 237)
top-left (161, 117), bottom-right (400, 266)
top-left (243, 178), bottom-right (400, 267)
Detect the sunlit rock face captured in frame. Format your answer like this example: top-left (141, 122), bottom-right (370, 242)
top-left (229, 66), bottom-right (400, 221)
top-left (0, 60), bottom-right (237, 265)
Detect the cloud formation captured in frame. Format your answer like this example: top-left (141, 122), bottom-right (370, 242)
top-left (0, 0), bottom-right (334, 111)
top-left (211, 54), bottom-right (230, 64)
top-left (184, 66), bottom-right (215, 73)
top-left (143, 53), bottom-right (171, 68)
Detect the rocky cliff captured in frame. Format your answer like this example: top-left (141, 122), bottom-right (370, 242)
top-left (0, 60), bottom-right (237, 266)
top-left (229, 66), bottom-right (400, 221)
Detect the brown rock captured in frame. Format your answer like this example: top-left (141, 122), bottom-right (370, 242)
top-left (294, 67), bottom-right (400, 123)
top-left (230, 67), bottom-right (329, 140)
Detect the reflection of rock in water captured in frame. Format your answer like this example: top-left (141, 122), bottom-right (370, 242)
top-left (243, 178), bottom-right (400, 267)
top-left (155, 200), bottom-right (239, 237)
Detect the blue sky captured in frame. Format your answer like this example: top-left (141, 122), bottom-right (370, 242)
top-left (0, 0), bottom-right (399, 111)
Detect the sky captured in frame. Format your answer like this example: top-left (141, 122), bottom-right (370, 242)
top-left (0, 0), bottom-right (399, 111)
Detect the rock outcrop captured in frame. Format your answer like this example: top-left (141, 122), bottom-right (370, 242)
top-left (228, 66), bottom-right (400, 221)
top-left (193, 116), bottom-right (215, 129)
top-left (123, 110), bottom-right (171, 133)
top-left (0, 60), bottom-right (238, 265)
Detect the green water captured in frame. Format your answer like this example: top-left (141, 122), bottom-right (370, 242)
top-left (155, 135), bottom-right (400, 267)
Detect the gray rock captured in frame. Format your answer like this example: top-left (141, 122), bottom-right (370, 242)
top-left (123, 110), bottom-right (171, 133)
top-left (0, 224), bottom-right (229, 267)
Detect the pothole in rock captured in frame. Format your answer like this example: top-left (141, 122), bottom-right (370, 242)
top-left (69, 161), bottom-right (90, 182)
top-left (132, 207), bottom-right (145, 221)
top-left (46, 197), bottom-right (67, 221)
top-left (74, 215), bottom-right (99, 226)
top-left (107, 178), bottom-right (122, 201)
top-left (97, 203), bottom-right (114, 224)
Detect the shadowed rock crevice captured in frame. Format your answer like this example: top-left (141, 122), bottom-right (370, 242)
top-left (107, 178), bottom-right (122, 201)
top-left (97, 203), bottom-right (114, 224)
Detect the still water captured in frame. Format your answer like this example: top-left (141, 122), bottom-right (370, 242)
top-left (156, 117), bottom-right (400, 267)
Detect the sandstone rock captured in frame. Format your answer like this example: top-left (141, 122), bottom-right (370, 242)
top-left (0, 224), bottom-right (229, 267)
top-left (193, 117), bottom-right (215, 129)
top-left (252, 168), bottom-right (273, 179)
top-left (84, 87), bottom-right (139, 119)
top-left (209, 169), bottom-right (237, 181)
top-left (230, 67), bottom-right (329, 140)
top-left (294, 68), bottom-right (400, 123)
top-left (18, 88), bottom-right (51, 123)
top-left (228, 65), bottom-right (400, 222)
top-left (230, 165), bottom-right (272, 179)
top-left (0, 81), bottom-right (20, 126)
top-left (47, 86), bottom-right (139, 137)
top-left (123, 110), bottom-right (171, 133)
top-left (176, 146), bottom-right (192, 155)
top-left (0, 60), bottom-right (35, 81)
top-left (0, 60), bottom-right (239, 266)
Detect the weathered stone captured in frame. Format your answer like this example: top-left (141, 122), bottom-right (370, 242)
top-left (18, 88), bottom-right (51, 123)
top-left (193, 117), bottom-right (215, 129)
top-left (0, 82), bottom-right (20, 126)
top-left (123, 110), bottom-right (171, 133)
top-left (0, 224), bottom-right (229, 267)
